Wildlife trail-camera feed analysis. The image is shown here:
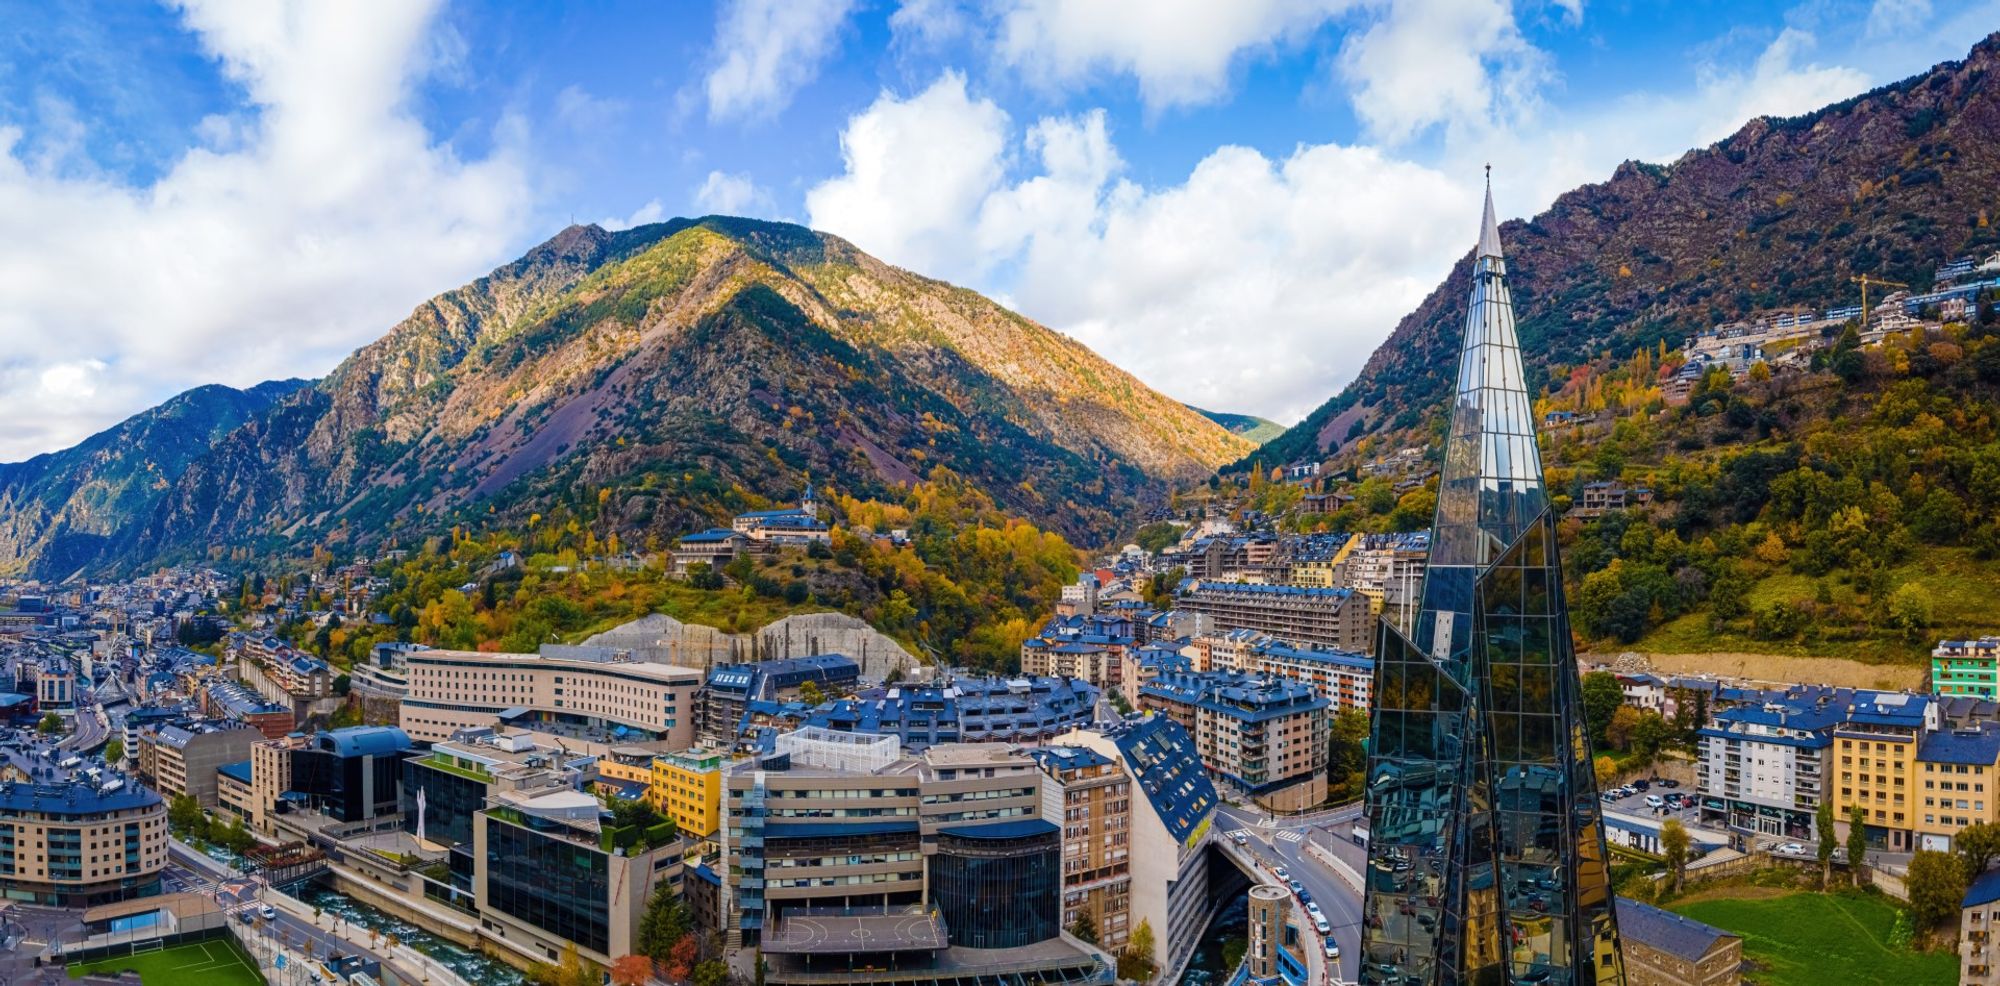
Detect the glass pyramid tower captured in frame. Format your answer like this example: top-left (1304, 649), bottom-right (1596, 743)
top-left (1357, 179), bottom-right (1624, 986)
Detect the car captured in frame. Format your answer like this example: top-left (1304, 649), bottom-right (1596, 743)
top-left (1299, 890), bottom-right (1314, 905)
top-left (1644, 795), bottom-right (1665, 809)
top-left (1233, 832), bottom-right (1249, 846)
top-left (1659, 779), bottom-right (1680, 789)
top-left (1778, 842), bottom-right (1806, 855)
top-left (1306, 902), bottom-right (1324, 917)
top-left (1289, 880), bottom-right (1304, 894)
top-left (259, 904), bottom-right (277, 920)
top-left (238, 910), bottom-right (253, 924)
top-left (1600, 792), bottom-right (1617, 803)
top-left (1631, 780), bottom-right (1649, 792)
top-left (1325, 941), bottom-right (1341, 960)
top-left (1273, 867), bottom-right (1290, 881)
top-left (1314, 917), bottom-right (1331, 935)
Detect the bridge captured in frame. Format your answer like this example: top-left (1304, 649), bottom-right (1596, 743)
top-left (243, 842), bottom-right (329, 889)
top-left (1178, 802), bottom-right (1367, 986)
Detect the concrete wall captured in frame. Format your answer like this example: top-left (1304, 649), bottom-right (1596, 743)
top-left (584, 611), bottom-right (921, 679)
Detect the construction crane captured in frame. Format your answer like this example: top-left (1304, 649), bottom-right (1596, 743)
top-left (1850, 273), bottom-right (1910, 328)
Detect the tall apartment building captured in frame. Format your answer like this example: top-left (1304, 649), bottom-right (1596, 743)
top-left (1020, 614), bottom-right (1137, 686)
top-left (1053, 715), bottom-right (1217, 982)
top-left (0, 777), bottom-right (167, 907)
top-left (649, 749), bottom-right (725, 840)
top-left (400, 646), bottom-right (700, 748)
top-left (799, 673), bottom-right (1099, 752)
top-left (696, 654), bottom-right (860, 746)
top-left (1173, 580), bottom-right (1373, 654)
top-left (1964, 869), bottom-right (2000, 986)
top-left (1189, 631), bottom-right (1374, 713)
top-left (1694, 693), bottom-right (1844, 841)
top-left (1137, 671), bottom-right (1330, 811)
top-left (1834, 692), bottom-right (1935, 852)
top-left (1031, 746), bottom-right (1133, 951)
top-left (1935, 637), bottom-right (2000, 700)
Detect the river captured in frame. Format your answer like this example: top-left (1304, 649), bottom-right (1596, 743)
top-left (284, 883), bottom-right (529, 986)
top-left (1179, 892), bottom-right (1249, 986)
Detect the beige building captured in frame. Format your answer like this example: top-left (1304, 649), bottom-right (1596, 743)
top-left (1137, 671), bottom-right (1330, 812)
top-left (139, 719), bottom-right (260, 808)
top-left (400, 646), bottom-right (700, 747)
top-left (1173, 579), bottom-right (1374, 654)
top-left (1964, 869), bottom-right (2000, 986)
top-left (0, 778), bottom-right (169, 907)
top-left (1032, 746), bottom-right (1133, 951)
top-left (1614, 897), bottom-right (1740, 986)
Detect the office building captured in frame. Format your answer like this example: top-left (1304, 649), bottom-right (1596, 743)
top-left (247, 726), bottom-right (412, 831)
top-left (1358, 185), bottom-right (1624, 985)
top-left (475, 785), bottom-right (684, 967)
top-left (0, 777), bottom-right (167, 907)
top-left (400, 646), bottom-right (701, 748)
top-left (400, 729), bottom-right (590, 848)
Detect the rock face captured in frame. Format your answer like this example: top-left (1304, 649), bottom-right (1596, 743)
top-left (1, 216), bottom-right (1251, 577)
top-left (582, 611), bottom-right (920, 679)
top-left (1252, 32), bottom-right (2000, 467)
top-left (0, 379), bottom-right (309, 578)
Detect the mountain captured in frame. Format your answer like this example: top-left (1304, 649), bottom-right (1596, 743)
top-left (0, 380), bottom-right (310, 579)
top-left (1251, 33), bottom-right (2000, 468)
top-left (0, 217), bottom-right (1248, 578)
top-left (1190, 406), bottom-right (1286, 445)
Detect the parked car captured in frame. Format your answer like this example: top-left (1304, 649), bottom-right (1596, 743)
top-left (1644, 795), bottom-right (1665, 809)
top-left (1659, 779), bottom-right (1680, 789)
top-left (1289, 880), bottom-right (1304, 894)
top-left (1631, 779), bottom-right (1650, 792)
top-left (1314, 916), bottom-right (1331, 935)
top-left (1273, 867), bottom-right (1290, 881)
top-left (1778, 842), bottom-right (1806, 855)
top-left (1325, 941), bottom-right (1341, 959)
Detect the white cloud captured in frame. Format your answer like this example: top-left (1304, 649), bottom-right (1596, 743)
top-left (979, 0), bottom-right (1354, 111)
top-left (805, 73), bottom-right (1009, 282)
top-left (704, 0), bottom-right (859, 122)
top-left (0, 0), bottom-right (533, 460)
top-left (1336, 0), bottom-right (1551, 144)
top-left (808, 72), bottom-right (1474, 424)
top-left (693, 170), bottom-right (777, 217)
top-left (1687, 28), bottom-right (1872, 144)
top-left (554, 84), bottom-right (625, 132)
top-left (1866, 0), bottom-right (1932, 39)
top-left (603, 199), bottom-right (665, 230)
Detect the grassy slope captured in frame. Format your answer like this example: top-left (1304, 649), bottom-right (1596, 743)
top-left (1672, 892), bottom-right (1951, 986)
top-left (1190, 406), bottom-right (1288, 446)
top-left (1635, 547), bottom-right (2000, 664)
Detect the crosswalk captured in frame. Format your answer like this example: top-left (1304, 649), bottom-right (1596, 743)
top-left (1275, 829), bottom-right (1305, 843)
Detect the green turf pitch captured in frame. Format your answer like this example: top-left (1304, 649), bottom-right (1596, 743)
top-left (1672, 891), bottom-right (1955, 986)
top-left (66, 936), bottom-right (266, 986)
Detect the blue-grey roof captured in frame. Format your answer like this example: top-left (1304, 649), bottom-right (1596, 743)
top-left (318, 725), bottom-right (412, 758)
top-left (679, 528), bottom-right (744, 544)
top-left (1968, 867), bottom-right (2000, 908)
top-left (939, 818), bottom-right (1058, 840)
top-left (0, 778), bottom-right (161, 815)
top-left (218, 760), bottom-right (253, 784)
top-left (1613, 897), bottom-right (1734, 960)
top-left (1028, 746), bottom-right (1112, 772)
top-left (1110, 715), bottom-right (1215, 845)
top-left (1919, 724), bottom-right (2000, 766)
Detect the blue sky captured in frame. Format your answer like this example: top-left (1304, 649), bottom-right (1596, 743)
top-left (0, 0), bottom-right (1994, 460)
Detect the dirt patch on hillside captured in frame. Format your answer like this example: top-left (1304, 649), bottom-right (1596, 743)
top-left (1669, 884), bottom-right (1797, 906)
top-left (1613, 652), bottom-right (1923, 691)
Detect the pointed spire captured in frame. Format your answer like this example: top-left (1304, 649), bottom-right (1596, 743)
top-left (1477, 165), bottom-right (1504, 260)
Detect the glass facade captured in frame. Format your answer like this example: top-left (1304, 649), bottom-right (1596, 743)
top-left (401, 757), bottom-right (488, 848)
top-left (486, 816), bottom-right (611, 955)
top-left (1359, 186), bottom-right (1624, 986)
top-left (928, 821), bottom-right (1061, 949)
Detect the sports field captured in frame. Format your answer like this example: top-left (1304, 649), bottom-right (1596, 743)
top-left (1672, 891), bottom-right (1954, 986)
top-left (66, 936), bottom-right (265, 986)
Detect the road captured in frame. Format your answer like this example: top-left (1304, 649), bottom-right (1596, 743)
top-left (1219, 802), bottom-right (1363, 984)
top-left (168, 843), bottom-right (398, 975)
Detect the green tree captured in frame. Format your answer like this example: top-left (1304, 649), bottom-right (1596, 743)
top-left (1581, 672), bottom-right (1625, 749)
top-left (637, 882), bottom-right (693, 961)
top-left (798, 679), bottom-right (827, 707)
top-left (1661, 818), bottom-right (1690, 893)
top-left (1326, 708), bottom-right (1370, 802)
top-left (1887, 583), bottom-right (1934, 640)
top-left (1135, 522), bottom-right (1181, 554)
top-left (1119, 918), bottom-right (1158, 981)
top-left (1848, 805), bottom-right (1870, 886)
top-left (103, 737), bottom-right (124, 764)
top-left (37, 712), bottom-right (61, 735)
top-left (1958, 822), bottom-right (2000, 881)
top-left (1069, 912), bottom-right (1099, 946)
top-left (690, 959), bottom-right (729, 986)
top-left (1817, 800), bottom-right (1839, 887)
top-left (1908, 850), bottom-right (1968, 936)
